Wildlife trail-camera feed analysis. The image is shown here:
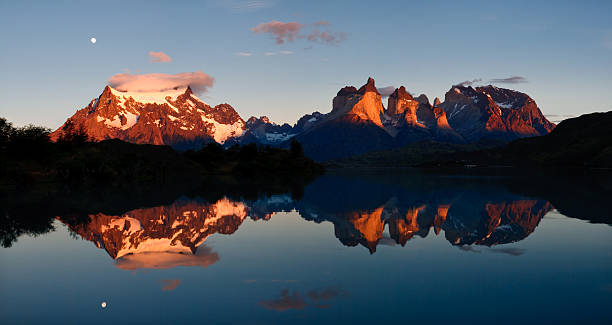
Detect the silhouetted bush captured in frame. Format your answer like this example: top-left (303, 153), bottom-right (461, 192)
top-left (1, 116), bottom-right (324, 187)
top-left (239, 143), bottom-right (258, 161)
top-left (0, 118), bottom-right (51, 159)
top-left (290, 139), bottom-right (304, 157)
top-left (57, 120), bottom-right (90, 145)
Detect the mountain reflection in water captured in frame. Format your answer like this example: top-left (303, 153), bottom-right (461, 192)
top-left (50, 170), bottom-right (610, 267)
top-left (2, 170), bottom-right (611, 324)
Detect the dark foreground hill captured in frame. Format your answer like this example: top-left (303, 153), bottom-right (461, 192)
top-left (491, 111), bottom-right (612, 167)
top-left (330, 111), bottom-right (612, 169)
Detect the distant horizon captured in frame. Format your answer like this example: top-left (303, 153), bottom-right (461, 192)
top-left (1, 0), bottom-right (611, 128)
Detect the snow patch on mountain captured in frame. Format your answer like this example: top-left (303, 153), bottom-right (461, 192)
top-left (201, 115), bottom-right (245, 143)
top-left (109, 87), bottom-right (188, 107)
top-left (496, 101), bottom-right (515, 109)
top-left (265, 132), bottom-right (294, 142)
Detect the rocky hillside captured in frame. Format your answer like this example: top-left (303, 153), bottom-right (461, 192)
top-left (423, 110), bottom-right (612, 168)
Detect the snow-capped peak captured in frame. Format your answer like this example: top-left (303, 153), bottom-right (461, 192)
top-left (51, 85), bottom-right (246, 147)
top-left (108, 86), bottom-right (207, 106)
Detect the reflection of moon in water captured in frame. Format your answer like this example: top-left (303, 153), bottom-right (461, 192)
top-left (90, 37), bottom-right (96, 44)
top-left (101, 301), bottom-right (107, 308)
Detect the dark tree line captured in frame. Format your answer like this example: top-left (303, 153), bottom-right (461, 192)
top-left (1, 117), bottom-right (323, 187)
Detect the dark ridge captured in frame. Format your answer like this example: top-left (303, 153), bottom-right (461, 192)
top-left (337, 86), bottom-right (358, 96)
top-left (389, 86), bottom-right (413, 100)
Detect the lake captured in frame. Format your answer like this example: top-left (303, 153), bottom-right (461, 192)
top-left (1, 170), bottom-right (611, 324)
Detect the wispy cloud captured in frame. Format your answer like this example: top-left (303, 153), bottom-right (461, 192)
top-left (259, 289), bottom-right (307, 311)
top-left (252, 20), bottom-right (347, 46)
top-left (108, 70), bottom-right (214, 94)
top-left (149, 51), bottom-right (172, 63)
top-left (263, 50), bottom-right (293, 56)
top-left (489, 76), bottom-right (528, 84)
top-left (545, 114), bottom-right (575, 123)
top-left (458, 245), bottom-right (481, 253)
top-left (304, 29), bottom-right (347, 45)
top-left (159, 279), bottom-right (181, 291)
top-left (217, 0), bottom-right (274, 12)
top-left (377, 86), bottom-right (396, 97)
top-left (377, 237), bottom-right (397, 246)
top-left (259, 287), bottom-right (347, 312)
top-left (236, 52), bottom-right (253, 56)
top-left (251, 21), bottom-right (302, 44)
top-left (454, 78), bottom-right (482, 87)
top-left (488, 247), bottom-right (525, 256)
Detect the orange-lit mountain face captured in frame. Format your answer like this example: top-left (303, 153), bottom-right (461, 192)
top-left (440, 85), bottom-right (555, 142)
top-left (50, 86), bottom-right (246, 150)
top-left (293, 78), bottom-right (555, 160)
top-left (52, 79), bottom-right (554, 158)
top-left (329, 77), bottom-right (385, 126)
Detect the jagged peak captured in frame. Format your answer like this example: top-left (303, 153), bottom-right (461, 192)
top-left (184, 86), bottom-right (194, 96)
top-left (245, 115), bottom-right (271, 125)
top-left (416, 94), bottom-right (430, 105)
top-left (433, 97), bottom-right (441, 107)
top-left (446, 85), bottom-right (479, 99)
top-left (99, 85), bottom-right (114, 100)
top-left (213, 103), bottom-right (236, 110)
top-left (357, 77), bottom-right (379, 95)
top-left (389, 86), bottom-right (413, 100)
top-left (475, 85), bottom-right (528, 98)
top-left (337, 86), bottom-right (358, 96)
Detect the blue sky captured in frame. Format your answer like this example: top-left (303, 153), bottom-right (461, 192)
top-left (1, 0), bottom-right (611, 128)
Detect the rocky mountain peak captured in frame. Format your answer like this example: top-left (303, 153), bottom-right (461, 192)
top-left (184, 85), bottom-right (194, 96)
top-left (246, 116), bottom-right (258, 125)
top-left (337, 86), bottom-right (358, 96)
top-left (94, 85), bottom-right (117, 109)
top-left (387, 86), bottom-right (418, 118)
top-left (100, 85), bottom-right (113, 98)
top-left (389, 86), bottom-right (413, 101)
top-left (433, 97), bottom-right (441, 107)
top-left (329, 78), bottom-right (385, 126)
top-left (357, 77), bottom-right (380, 95)
top-left (416, 94), bottom-right (430, 106)
top-left (51, 85), bottom-right (246, 149)
top-left (245, 116), bottom-right (271, 126)
top-left (475, 85), bottom-right (529, 109)
top-left (440, 85), bottom-right (555, 141)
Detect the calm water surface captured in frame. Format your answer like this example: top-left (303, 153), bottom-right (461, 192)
top-left (1, 171), bottom-right (611, 324)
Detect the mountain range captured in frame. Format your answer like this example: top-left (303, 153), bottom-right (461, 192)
top-left (51, 78), bottom-right (555, 161)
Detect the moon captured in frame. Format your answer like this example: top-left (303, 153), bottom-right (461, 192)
top-left (90, 37), bottom-right (97, 44)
